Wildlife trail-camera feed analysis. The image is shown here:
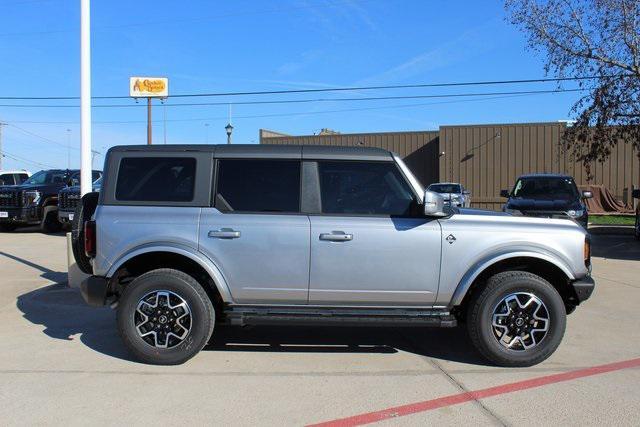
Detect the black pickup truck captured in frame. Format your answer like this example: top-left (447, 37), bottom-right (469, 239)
top-left (58, 176), bottom-right (102, 225)
top-left (0, 169), bottom-right (101, 233)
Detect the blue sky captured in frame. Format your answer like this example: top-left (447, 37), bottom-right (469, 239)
top-left (0, 0), bottom-right (584, 171)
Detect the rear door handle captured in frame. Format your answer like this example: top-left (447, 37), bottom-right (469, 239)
top-left (319, 231), bottom-right (353, 242)
top-left (208, 228), bottom-right (241, 239)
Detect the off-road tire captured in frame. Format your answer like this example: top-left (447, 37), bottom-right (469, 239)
top-left (0, 224), bottom-right (18, 232)
top-left (467, 271), bottom-right (566, 367)
top-left (117, 268), bottom-right (215, 365)
top-left (41, 210), bottom-right (62, 233)
top-left (71, 192), bottom-right (99, 274)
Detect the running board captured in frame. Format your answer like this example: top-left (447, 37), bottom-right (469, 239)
top-left (223, 306), bottom-right (457, 328)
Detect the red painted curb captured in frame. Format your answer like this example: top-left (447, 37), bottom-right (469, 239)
top-left (309, 357), bottom-right (640, 427)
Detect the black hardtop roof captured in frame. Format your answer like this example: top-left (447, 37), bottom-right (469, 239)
top-left (518, 173), bottom-right (574, 179)
top-left (107, 144), bottom-right (393, 161)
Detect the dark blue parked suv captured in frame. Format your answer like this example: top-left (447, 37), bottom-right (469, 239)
top-left (501, 173), bottom-right (592, 228)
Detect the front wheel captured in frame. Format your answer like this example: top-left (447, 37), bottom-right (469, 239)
top-left (41, 210), bottom-right (62, 233)
top-left (117, 268), bottom-right (215, 365)
top-left (467, 271), bottom-right (566, 367)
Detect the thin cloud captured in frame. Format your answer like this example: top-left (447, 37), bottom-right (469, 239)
top-left (357, 20), bottom-right (500, 85)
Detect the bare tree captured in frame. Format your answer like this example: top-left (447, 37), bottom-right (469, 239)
top-left (505, 0), bottom-right (640, 178)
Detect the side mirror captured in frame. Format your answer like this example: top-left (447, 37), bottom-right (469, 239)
top-left (632, 189), bottom-right (640, 199)
top-left (582, 191), bottom-right (593, 199)
top-left (423, 190), bottom-right (446, 217)
top-left (500, 189), bottom-right (510, 198)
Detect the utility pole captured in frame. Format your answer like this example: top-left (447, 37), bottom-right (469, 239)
top-left (147, 97), bottom-right (152, 145)
top-left (0, 122), bottom-right (6, 170)
top-left (80, 0), bottom-right (92, 196)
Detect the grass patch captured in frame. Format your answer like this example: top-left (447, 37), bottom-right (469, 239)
top-left (589, 215), bottom-right (636, 226)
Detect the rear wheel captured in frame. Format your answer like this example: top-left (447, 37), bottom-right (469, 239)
top-left (117, 268), bottom-right (215, 365)
top-left (467, 271), bottom-right (566, 367)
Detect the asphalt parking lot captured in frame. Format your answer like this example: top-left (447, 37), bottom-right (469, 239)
top-left (0, 230), bottom-right (639, 426)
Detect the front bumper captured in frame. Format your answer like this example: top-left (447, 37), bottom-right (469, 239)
top-left (58, 209), bottom-right (75, 223)
top-left (81, 276), bottom-right (109, 307)
top-left (0, 206), bottom-right (41, 225)
top-left (571, 276), bottom-right (595, 303)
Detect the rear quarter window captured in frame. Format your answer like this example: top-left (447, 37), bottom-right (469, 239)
top-left (115, 157), bottom-right (196, 202)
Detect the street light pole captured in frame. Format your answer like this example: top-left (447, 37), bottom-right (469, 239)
top-left (66, 128), bottom-right (71, 169)
top-left (80, 0), bottom-right (92, 195)
top-left (225, 123), bottom-right (233, 145)
top-left (0, 122), bottom-right (5, 170)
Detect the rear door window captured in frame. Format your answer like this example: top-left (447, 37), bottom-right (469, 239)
top-left (215, 159), bottom-right (301, 213)
top-left (15, 174), bottom-right (28, 184)
top-left (116, 157), bottom-right (196, 202)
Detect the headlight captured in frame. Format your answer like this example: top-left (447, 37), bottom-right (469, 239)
top-left (451, 194), bottom-right (461, 201)
top-left (567, 209), bottom-right (585, 218)
top-left (22, 190), bottom-right (41, 207)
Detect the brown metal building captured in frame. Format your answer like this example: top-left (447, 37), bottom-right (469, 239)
top-left (260, 122), bottom-right (639, 211)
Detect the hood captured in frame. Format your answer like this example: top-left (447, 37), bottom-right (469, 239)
top-left (457, 207), bottom-right (509, 216)
top-left (0, 183), bottom-right (51, 192)
top-left (0, 182), bottom-right (71, 198)
top-left (60, 184), bottom-right (101, 194)
top-left (507, 198), bottom-right (581, 211)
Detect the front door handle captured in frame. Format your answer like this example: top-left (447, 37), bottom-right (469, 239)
top-left (208, 228), bottom-right (241, 239)
top-left (319, 231), bottom-right (353, 242)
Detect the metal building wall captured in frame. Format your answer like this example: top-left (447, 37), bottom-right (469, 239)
top-left (439, 123), bottom-right (639, 210)
top-left (261, 130), bottom-right (440, 187)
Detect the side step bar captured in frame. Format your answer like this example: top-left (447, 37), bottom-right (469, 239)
top-left (223, 306), bottom-right (457, 328)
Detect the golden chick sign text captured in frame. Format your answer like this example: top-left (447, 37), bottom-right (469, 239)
top-left (129, 77), bottom-right (169, 98)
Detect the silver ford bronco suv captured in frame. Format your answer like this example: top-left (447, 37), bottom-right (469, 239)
top-left (76, 144), bottom-right (594, 366)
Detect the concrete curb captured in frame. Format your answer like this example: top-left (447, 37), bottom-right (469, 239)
top-left (588, 225), bottom-right (635, 236)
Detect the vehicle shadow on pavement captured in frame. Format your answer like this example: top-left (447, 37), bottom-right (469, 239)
top-left (16, 284), bottom-right (135, 362)
top-left (8, 251), bottom-right (487, 365)
top-left (206, 325), bottom-right (489, 365)
top-left (590, 235), bottom-right (640, 261)
top-left (2, 225), bottom-right (67, 235)
top-left (16, 284), bottom-right (487, 365)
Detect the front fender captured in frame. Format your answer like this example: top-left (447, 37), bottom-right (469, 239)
top-left (105, 243), bottom-right (233, 303)
top-left (449, 250), bottom-right (575, 307)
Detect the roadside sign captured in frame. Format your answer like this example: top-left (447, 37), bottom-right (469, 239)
top-left (129, 77), bottom-right (168, 98)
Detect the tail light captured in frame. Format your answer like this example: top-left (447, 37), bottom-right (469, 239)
top-left (84, 220), bottom-right (96, 258)
top-left (584, 236), bottom-right (591, 268)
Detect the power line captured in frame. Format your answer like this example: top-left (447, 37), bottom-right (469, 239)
top-left (0, 148), bottom-right (56, 169)
top-left (0, 76), bottom-right (605, 100)
top-left (7, 123), bottom-right (79, 150)
top-left (4, 90), bottom-right (574, 125)
top-left (0, 87), bottom-right (588, 109)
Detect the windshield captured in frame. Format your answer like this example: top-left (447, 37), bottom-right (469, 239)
top-left (428, 183), bottom-right (461, 194)
top-left (512, 177), bottom-right (579, 200)
top-left (23, 170), bottom-right (67, 185)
